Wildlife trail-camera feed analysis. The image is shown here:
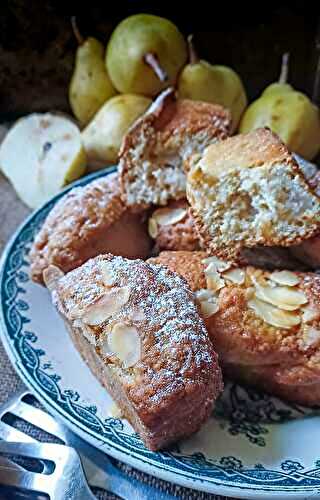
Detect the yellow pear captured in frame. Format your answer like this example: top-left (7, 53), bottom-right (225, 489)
top-left (240, 54), bottom-right (320, 160)
top-left (69, 17), bottom-right (117, 126)
top-left (178, 36), bottom-right (247, 131)
top-left (82, 94), bottom-right (151, 166)
top-left (106, 14), bottom-right (187, 96)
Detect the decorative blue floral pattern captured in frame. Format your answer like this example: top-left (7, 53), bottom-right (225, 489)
top-left (1, 167), bottom-right (320, 494)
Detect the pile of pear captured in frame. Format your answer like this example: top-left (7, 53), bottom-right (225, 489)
top-left (2, 14), bottom-right (320, 211)
top-left (71, 15), bottom-right (320, 168)
top-left (70, 14), bottom-right (249, 166)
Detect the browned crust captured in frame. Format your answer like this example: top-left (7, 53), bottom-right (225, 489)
top-left (187, 128), bottom-right (320, 264)
top-left (119, 88), bottom-right (231, 211)
top-left (149, 250), bottom-right (320, 405)
top-left (29, 173), bottom-right (152, 284)
top-left (223, 362), bottom-right (320, 407)
top-left (197, 127), bottom-right (293, 171)
top-left (50, 254), bottom-right (223, 450)
top-left (148, 251), bottom-right (207, 292)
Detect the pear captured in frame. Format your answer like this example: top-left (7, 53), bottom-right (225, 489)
top-left (178, 36), bottom-right (247, 132)
top-left (239, 53), bottom-right (320, 160)
top-left (105, 14), bottom-right (187, 97)
top-left (69, 17), bottom-right (117, 126)
top-left (0, 113), bottom-right (86, 209)
top-left (82, 94), bottom-right (151, 166)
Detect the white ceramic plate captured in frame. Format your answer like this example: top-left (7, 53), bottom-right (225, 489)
top-left (1, 167), bottom-right (320, 500)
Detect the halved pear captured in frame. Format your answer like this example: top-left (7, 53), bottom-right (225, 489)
top-left (0, 113), bottom-right (86, 209)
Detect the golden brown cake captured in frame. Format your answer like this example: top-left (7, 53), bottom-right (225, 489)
top-left (119, 88), bottom-right (231, 211)
top-left (148, 199), bottom-right (201, 252)
top-left (44, 254), bottom-right (223, 450)
top-left (187, 128), bottom-right (320, 264)
top-left (149, 250), bottom-right (320, 406)
top-left (30, 173), bottom-right (152, 284)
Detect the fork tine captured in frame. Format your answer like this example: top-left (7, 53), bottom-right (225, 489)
top-left (9, 401), bottom-right (67, 443)
top-left (0, 420), bottom-right (36, 442)
top-left (0, 441), bottom-right (72, 463)
top-left (0, 465), bottom-right (50, 495)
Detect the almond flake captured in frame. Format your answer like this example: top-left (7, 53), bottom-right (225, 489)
top-left (223, 268), bottom-right (245, 285)
top-left (302, 326), bottom-right (320, 348)
top-left (248, 297), bottom-right (301, 329)
top-left (82, 287), bottom-right (131, 325)
top-left (205, 268), bottom-right (225, 291)
top-left (106, 323), bottom-right (141, 368)
top-left (254, 283), bottom-right (308, 311)
top-left (199, 299), bottom-right (219, 318)
top-left (302, 305), bottom-right (319, 323)
top-left (108, 402), bottom-right (123, 419)
top-left (202, 256), bottom-right (231, 272)
top-left (269, 271), bottom-right (300, 287)
top-left (195, 288), bottom-right (217, 301)
top-left (153, 207), bottom-right (187, 226)
top-left (148, 217), bottom-right (158, 238)
top-left (99, 261), bottom-right (116, 287)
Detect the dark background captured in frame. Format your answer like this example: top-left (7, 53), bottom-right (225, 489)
top-left (1, 1), bottom-right (319, 117)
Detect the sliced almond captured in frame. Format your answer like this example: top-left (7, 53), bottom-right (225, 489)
top-left (106, 322), bottom-right (141, 368)
top-left (205, 268), bottom-right (225, 292)
top-left (153, 207), bottom-right (187, 226)
top-left (302, 326), bottom-right (320, 348)
top-left (223, 268), bottom-right (246, 285)
top-left (269, 271), bottom-right (300, 287)
top-left (202, 256), bottom-right (231, 272)
top-left (248, 297), bottom-right (301, 329)
top-left (82, 287), bottom-right (131, 326)
top-left (99, 260), bottom-right (116, 287)
top-left (108, 402), bottom-right (123, 419)
top-left (195, 288), bottom-right (217, 301)
top-left (43, 265), bottom-right (64, 291)
top-left (73, 319), bottom-right (96, 345)
top-left (254, 283), bottom-right (308, 311)
top-left (148, 217), bottom-right (158, 239)
top-left (302, 305), bottom-right (319, 323)
top-left (199, 300), bottom-right (219, 318)
top-left (129, 308), bottom-right (146, 322)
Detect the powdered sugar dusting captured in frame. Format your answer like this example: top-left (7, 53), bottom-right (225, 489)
top-left (53, 254), bottom-right (220, 410)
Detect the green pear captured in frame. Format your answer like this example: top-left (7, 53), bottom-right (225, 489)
top-left (82, 94), bottom-right (151, 166)
top-left (105, 14), bottom-right (187, 96)
top-left (240, 54), bottom-right (320, 160)
top-left (178, 36), bottom-right (247, 132)
top-left (69, 17), bottom-right (117, 126)
top-left (0, 113), bottom-right (86, 209)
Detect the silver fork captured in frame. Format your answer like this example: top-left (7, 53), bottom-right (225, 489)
top-left (0, 441), bottom-right (95, 499)
top-left (0, 389), bottom-right (176, 500)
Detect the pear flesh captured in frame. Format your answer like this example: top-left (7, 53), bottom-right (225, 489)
top-left (178, 61), bottom-right (247, 132)
top-left (69, 37), bottom-right (117, 126)
top-left (240, 84), bottom-right (320, 160)
top-left (0, 113), bottom-right (86, 209)
top-left (82, 94), bottom-right (151, 165)
top-left (106, 14), bottom-right (187, 96)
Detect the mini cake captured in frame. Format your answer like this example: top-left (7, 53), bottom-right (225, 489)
top-left (44, 254), bottom-right (223, 450)
top-left (30, 173), bottom-right (152, 284)
top-left (187, 128), bottom-right (320, 264)
top-left (148, 199), bottom-right (201, 252)
top-left (149, 251), bottom-right (320, 406)
top-left (119, 87), bottom-right (231, 210)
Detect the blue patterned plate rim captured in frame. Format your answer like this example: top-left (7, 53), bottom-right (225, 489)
top-left (1, 166), bottom-right (320, 499)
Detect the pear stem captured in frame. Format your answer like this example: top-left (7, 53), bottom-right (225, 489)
top-left (279, 52), bottom-right (290, 84)
top-left (71, 16), bottom-right (84, 45)
top-left (187, 34), bottom-right (199, 65)
top-left (144, 53), bottom-right (168, 82)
